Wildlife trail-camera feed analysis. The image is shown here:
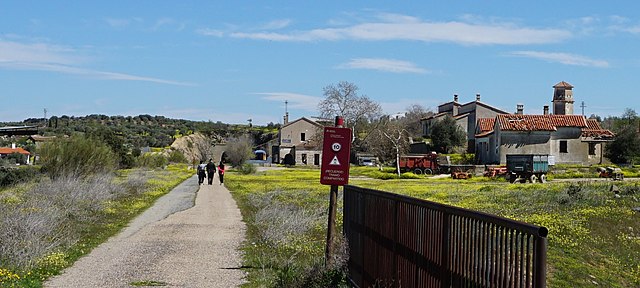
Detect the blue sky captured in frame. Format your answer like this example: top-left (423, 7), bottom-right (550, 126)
top-left (1, 1), bottom-right (639, 125)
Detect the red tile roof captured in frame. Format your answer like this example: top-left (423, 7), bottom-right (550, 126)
top-left (496, 114), bottom-right (588, 131)
top-left (476, 118), bottom-right (495, 132)
top-left (553, 81), bottom-right (573, 88)
top-left (0, 147), bottom-right (30, 155)
top-left (582, 119), bottom-right (615, 138)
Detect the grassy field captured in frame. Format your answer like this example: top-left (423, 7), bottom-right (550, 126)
top-left (0, 165), bottom-right (194, 287)
top-left (226, 166), bottom-right (640, 288)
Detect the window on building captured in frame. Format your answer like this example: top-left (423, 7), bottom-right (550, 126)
top-left (300, 132), bottom-right (306, 141)
top-left (588, 143), bottom-right (597, 155)
top-left (301, 153), bottom-right (307, 164)
top-left (559, 141), bottom-right (568, 153)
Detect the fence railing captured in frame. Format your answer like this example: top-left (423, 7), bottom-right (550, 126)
top-left (343, 185), bottom-right (548, 288)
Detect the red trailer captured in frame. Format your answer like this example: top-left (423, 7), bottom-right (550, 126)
top-left (398, 153), bottom-right (442, 175)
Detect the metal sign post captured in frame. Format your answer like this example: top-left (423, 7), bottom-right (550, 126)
top-left (321, 116), bottom-right (351, 267)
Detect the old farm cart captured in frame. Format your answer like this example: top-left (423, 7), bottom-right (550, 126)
top-left (343, 186), bottom-right (548, 288)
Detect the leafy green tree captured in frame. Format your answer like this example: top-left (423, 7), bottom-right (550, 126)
top-left (605, 108), bottom-right (640, 164)
top-left (430, 115), bottom-right (465, 154)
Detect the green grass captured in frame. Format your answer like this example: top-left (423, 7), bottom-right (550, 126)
top-left (0, 165), bottom-right (194, 287)
top-left (226, 166), bottom-right (640, 288)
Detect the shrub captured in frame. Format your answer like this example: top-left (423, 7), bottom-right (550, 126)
top-left (244, 191), bottom-right (348, 287)
top-left (0, 175), bottom-right (120, 269)
top-left (225, 135), bottom-right (254, 167)
top-left (238, 163), bottom-right (257, 174)
top-left (38, 136), bottom-right (117, 179)
top-left (167, 149), bottom-right (188, 163)
top-left (0, 166), bottom-right (40, 187)
top-left (136, 153), bottom-right (168, 168)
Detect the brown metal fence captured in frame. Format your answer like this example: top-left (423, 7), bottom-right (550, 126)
top-left (343, 185), bottom-right (548, 288)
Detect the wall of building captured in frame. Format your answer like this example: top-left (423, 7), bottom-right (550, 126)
top-left (488, 127), bottom-right (593, 164)
top-left (280, 119), bottom-right (320, 147)
top-left (496, 131), bottom-right (552, 164)
top-left (294, 149), bottom-right (322, 166)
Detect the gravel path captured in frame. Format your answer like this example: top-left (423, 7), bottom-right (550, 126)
top-left (46, 175), bottom-right (247, 288)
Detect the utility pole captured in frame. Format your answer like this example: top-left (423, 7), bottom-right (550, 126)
top-left (581, 101), bottom-right (586, 116)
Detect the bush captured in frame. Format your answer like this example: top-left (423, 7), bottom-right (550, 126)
top-left (225, 135), bottom-right (254, 167)
top-left (38, 136), bottom-right (117, 179)
top-left (238, 163), bottom-right (257, 175)
top-left (0, 175), bottom-right (120, 269)
top-left (167, 149), bottom-right (188, 163)
top-left (0, 166), bottom-right (40, 187)
top-left (136, 153), bottom-right (168, 168)
top-left (244, 191), bottom-right (348, 287)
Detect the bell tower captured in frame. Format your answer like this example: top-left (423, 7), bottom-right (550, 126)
top-left (552, 81), bottom-right (574, 115)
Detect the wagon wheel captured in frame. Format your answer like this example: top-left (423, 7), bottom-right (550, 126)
top-left (539, 174), bottom-right (547, 183)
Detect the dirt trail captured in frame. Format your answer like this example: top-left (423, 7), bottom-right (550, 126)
top-left (46, 175), bottom-right (246, 288)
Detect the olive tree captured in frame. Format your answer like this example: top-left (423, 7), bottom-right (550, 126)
top-left (225, 134), bottom-right (254, 167)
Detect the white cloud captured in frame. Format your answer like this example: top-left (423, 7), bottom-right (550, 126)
top-left (509, 51), bottom-right (609, 68)
top-left (0, 39), bottom-right (194, 85)
top-left (196, 28), bottom-right (224, 37)
top-left (254, 92), bottom-right (322, 112)
top-left (260, 19), bottom-right (292, 30)
top-left (338, 58), bottom-right (428, 74)
top-left (221, 13), bottom-right (570, 45)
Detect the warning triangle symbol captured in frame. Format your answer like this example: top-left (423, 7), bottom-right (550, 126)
top-left (329, 155), bottom-right (340, 165)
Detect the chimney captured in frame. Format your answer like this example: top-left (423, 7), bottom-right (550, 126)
top-left (283, 112), bottom-right (289, 125)
top-left (543, 105), bottom-right (549, 115)
top-left (11, 143), bottom-right (16, 149)
top-left (516, 104), bottom-right (524, 115)
top-left (453, 94), bottom-right (459, 102)
top-left (476, 93), bottom-right (481, 101)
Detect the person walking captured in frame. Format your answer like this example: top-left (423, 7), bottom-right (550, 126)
top-left (217, 162), bottom-right (225, 185)
top-left (206, 158), bottom-right (216, 185)
top-left (197, 161), bottom-right (207, 185)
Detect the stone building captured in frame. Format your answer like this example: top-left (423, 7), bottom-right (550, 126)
top-left (421, 93), bottom-right (508, 152)
top-left (475, 81), bottom-right (614, 165)
top-left (273, 116), bottom-right (329, 166)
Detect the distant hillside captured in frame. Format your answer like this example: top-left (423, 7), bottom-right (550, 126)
top-left (2, 114), bottom-right (280, 149)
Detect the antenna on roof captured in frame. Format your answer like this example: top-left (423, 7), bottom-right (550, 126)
top-left (580, 101), bottom-right (586, 116)
top-left (283, 100), bottom-right (289, 124)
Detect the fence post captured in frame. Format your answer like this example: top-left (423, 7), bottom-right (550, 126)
top-left (534, 237), bottom-right (547, 288)
top-left (441, 212), bottom-right (451, 288)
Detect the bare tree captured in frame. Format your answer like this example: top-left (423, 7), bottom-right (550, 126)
top-left (400, 104), bottom-right (433, 139)
top-left (318, 81), bottom-right (382, 143)
top-left (368, 116), bottom-right (410, 175)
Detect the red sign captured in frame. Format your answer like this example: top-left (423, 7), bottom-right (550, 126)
top-left (320, 127), bottom-right (352, 185)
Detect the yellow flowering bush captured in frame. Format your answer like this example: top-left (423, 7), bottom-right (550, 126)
top-left (0, 268), bottom-right (20, 283)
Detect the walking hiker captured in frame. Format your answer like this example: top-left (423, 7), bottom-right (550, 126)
top-left (197, 161), bottom-right (207, 185)
top-left (206, 158), bottom-right (216, 185)
top-left (217, 162), bottom-right (225, 185)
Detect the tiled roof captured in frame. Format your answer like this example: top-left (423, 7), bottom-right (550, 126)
top-left (553, 81), bottom-right (573, 88)
top-left (496, 114), bottom-right (588, 131)
top-left (582, 119), bottom-right (615, 138)
top-left (476, 118), bottom-right (495, 132)
top-left (0, 147), bottom-right (30, 155)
